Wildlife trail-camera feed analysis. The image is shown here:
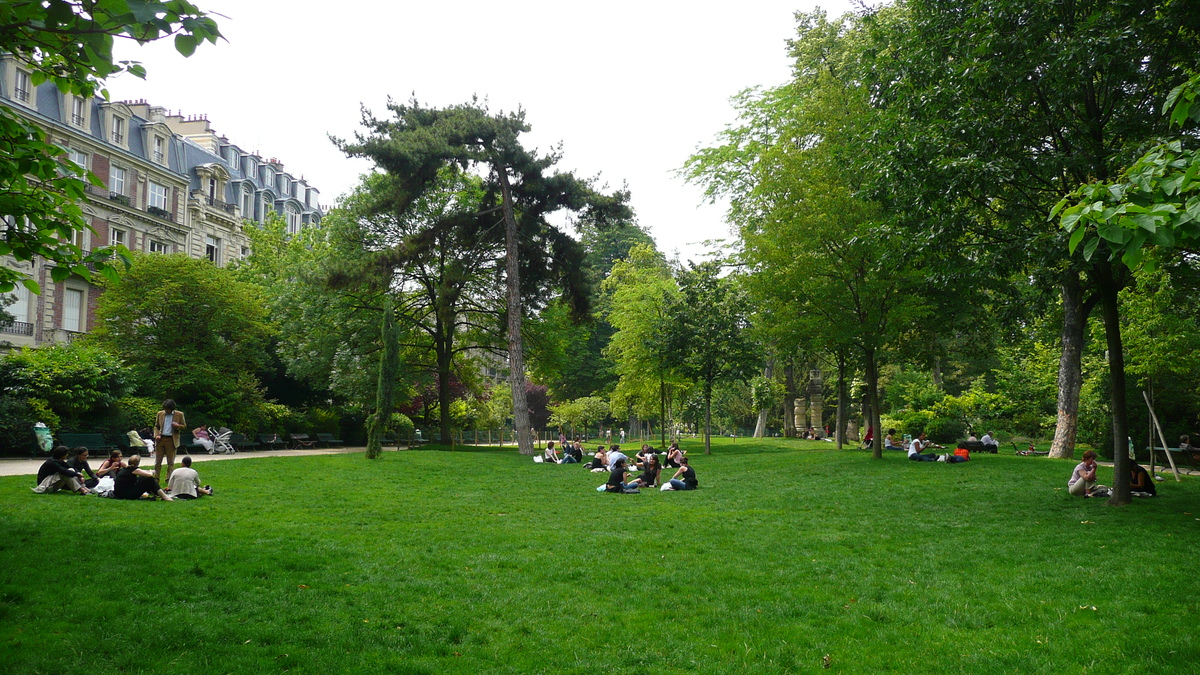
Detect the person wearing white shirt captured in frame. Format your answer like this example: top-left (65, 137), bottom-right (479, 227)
top-left (908, 432), bottom-right (941, 462)
top-left (606, 446), bottom-right (628, 470)
top-left (981, 432), bottom-right (999, 452)
top-left (166, 456), bottom-right (212, 499)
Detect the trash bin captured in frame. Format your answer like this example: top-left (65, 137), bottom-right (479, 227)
top-left (34, 422), bottom-right (54, 455)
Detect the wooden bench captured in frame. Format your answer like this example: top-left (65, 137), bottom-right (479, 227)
top-left (316, 432), bottom-right (344, 447)
top-left (229, 433), bottom-right (259, 451)
top-left (288, 433), bottom-right (318, 450)
top-left (258, 433), bottom-right (286, 450)
top-left (57, 433), bottom-right (116, 453)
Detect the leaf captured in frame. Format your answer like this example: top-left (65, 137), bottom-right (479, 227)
top-left (174, 33), bottom-right (197, 57)
top-left (1082, 236), bottom-right (1100, 261)
top-left (1049, 197), bottom-right (1069, 220)
top-left (1068, 225), bottom-right (1086, 253)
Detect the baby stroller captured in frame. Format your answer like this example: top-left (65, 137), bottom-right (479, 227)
top-left (209, 427), bottom-right (236, 455)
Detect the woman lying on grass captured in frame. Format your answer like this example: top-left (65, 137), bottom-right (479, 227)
top-left (114, 454), bottom-right (173, 501)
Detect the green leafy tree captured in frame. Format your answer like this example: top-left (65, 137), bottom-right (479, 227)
top-left (90, 253), bottom-right (273, 428)
top-left (334, 99), bottom-right (630, 455)
top-left (0, 0), bottom-right (222, 293)
top-left (664, 262), bottom-right (758, 454)
top-left (547, 396), bottom-right (609, 439)
top-left (602, 243), bottom-right (682, 447)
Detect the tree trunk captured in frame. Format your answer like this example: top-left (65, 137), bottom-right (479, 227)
top-left (783, 363), bottom-right (796, 438)
top-left (754, 360), bottom-right (773, 438)
top-left (436, 334), bottom-right (453, 446)
top-left (704, 379), bottom-right (713, 455)
top-left (1050, 272), bottom-right (1091, 459)
top-left (865, 347), bottom-right (883, 460)
top-left (1094, 261), bottom-right (1130, 505)
top-left (835, 352), bottom-right (847, 449)
top-left (659, 375), bottom-right (668, 448)
top-left (497, 165), bottom-right (533, 455)
top-left (367, 296), bottom-right (400, 460)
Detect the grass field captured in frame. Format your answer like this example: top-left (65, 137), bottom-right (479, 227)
top-left (2, 438), bottom-right (1197, 674)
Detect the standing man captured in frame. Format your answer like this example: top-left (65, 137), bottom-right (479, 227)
top-left (620, 428), bottom-right (626, 443)
top-left (153, 399), bottom-right (186, 484)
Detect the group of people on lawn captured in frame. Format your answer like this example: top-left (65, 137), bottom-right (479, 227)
top-left (542, 438), bottom-right (697, 494)
top-left (32, 399), bottom-right (214, 501)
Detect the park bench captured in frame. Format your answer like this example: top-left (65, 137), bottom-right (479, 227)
top-left (961, 439), bottom-right (998, 454)
top-left (229, 433), bottom-right (259, 451)
top-left (258, 433), bottom-right (286, 450)
top-left (288, 433), bottom-right (318, 450)
top-left (58, 433), bottom-right (116, 454)
top-left (114, 434), bottom-right (152, 457)
top-left (316, 432), bottom-right (344, 448)
top-left (1149, 446), bottom-right (1198, 468)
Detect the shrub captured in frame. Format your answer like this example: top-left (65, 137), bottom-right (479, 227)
top-left (924, 416), bottom-right (966, 444)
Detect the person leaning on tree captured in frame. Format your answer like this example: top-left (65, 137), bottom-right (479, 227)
top-left (153, 399), bottom-right (186, 484)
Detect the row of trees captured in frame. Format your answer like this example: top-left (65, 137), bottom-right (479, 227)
top-left (683, 0), bottom-right (1200, 504)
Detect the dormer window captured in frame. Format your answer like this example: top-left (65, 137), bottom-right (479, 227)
top-left (286, 205), bottom-right (301, 234)
top-left (13, 69), bottom-right (31, 103)
top-left (207, 177), bottom-right (217, 199)
top-left (153, 136), bottom-right (165, 164)
top-left (111, 116), bottom-right (125, 145)
top-left (71, 98), bottom-right (85, 126)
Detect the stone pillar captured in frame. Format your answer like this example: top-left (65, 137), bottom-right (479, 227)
top-left (794, 399), bottom-right (807, 431)
top-left (808, 369), bottom-right (823, 436)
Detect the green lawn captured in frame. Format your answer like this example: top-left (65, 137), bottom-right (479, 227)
top-left (2, 438), bottom-right (1197, 673)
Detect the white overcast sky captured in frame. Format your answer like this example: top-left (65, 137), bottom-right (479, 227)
top-left (109, 1), bottom-right (856, 262)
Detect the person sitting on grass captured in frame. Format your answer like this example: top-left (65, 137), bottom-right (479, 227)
top-left (114, 454), bottom-right (173, 501)
top-left (636, 444), bottom-right (657, 468)
top-left (908, 432), bottom-right (943, 462)
top-left (663, 457), bottom-right (698, 491)
top-left (1129, 461), bottom-right (1157, 497)
top-left (68, 446), bottom-right (99, 489)
top-left (665, 441), bottom-right (685, 468)
top-left (884, 429), bottom-right (904, 451)
top-left (167, 456), bottom-right (212, 499)
top-left (97, 449), bottom-right (127, 479)
top-left (588, 446), bottom-right (608, 471)
top-left (566, 442), bottom-right (583, 464)
top-left (606, 445), bottom-right (628, 470)
top-left (32, 446), bottom-right (89, 495)
top-left (635, 454), bottom-right (661, 488)
top-left (543, 441), bottom-right (561, 464)
top-left (604, 458), bottom-right (640, 493)
top-left (1068, 450), bottom-right (1104, 497)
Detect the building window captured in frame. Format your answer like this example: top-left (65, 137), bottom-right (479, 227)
top-left (261, 193), bottom-right (274, 220)
top-left (242, 187), bottom-right (254, 218)
top-left (208, 177), bottom-right (217, 199)
top-left (148, 182), bottom-right (168, 210)
top-left (205, 236), bottom-right (220, 264)
top-left (71, 98), bottom-right (85, 126)
top-left (286, 206), bottom-right (301, 234)
top-left (110, 228), bottom-right (126, 247)
top-left (110, 166), bottom-right (126, 195)
top-left (154, 136), bottom-right (165, 164)
top-left (111, 116), bottom-right (125, 144)
top-left (67, 148), bottom-right (87, 170)
top-left (5, 283), bottom-right (30, 324)
top-left (60, 227), bottom-right (82, 248)
top-left (264, 167), bottom-right (274, 185)
top-left (63, 288), bottom-right (84, 332)
top-left (240, 246), bottom-right (250, 258)
top-left (14, 69), bottom-right (31, 103)
top-left (148, 239), bottom-right (168, 254)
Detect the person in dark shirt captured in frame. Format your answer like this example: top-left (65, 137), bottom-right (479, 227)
top-left (604, 458), bottom-right (639, 493)
top-left (68, 446), bottom-right (99, 489)
top-left (113, 454), bottom-right (173, 501)
top-left (633, 454), bottom-right (661, 488)
top-left (33, 446), bottom-right (88, 494)
top-left (566, 442), bottom-right (583, 464)
top-left (666, 457), bottom-right (698, 491)
top-left (1130, 462), bottom-right (1157, 496)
